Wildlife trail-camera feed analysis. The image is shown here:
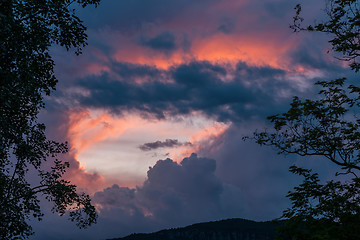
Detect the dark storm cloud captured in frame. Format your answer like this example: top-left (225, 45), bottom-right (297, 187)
top-left (74, 60), bottom-right (293, 122)
top-left (140, 31), bottom-right (177, 51)
top-left (92, 153), bottom-right (246, 230)
top-left (217, 18), bottom-right (236, 34)
top-left (30, 154), bottom-right (247, 240)
top-left (235, 62), bottom-right (284, 77)
top-left (139, 139), bottom-right (192, 151)
top-left (112, 62), bottom-right (164, 81)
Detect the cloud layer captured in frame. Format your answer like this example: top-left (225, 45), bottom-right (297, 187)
top-left (68, 60), bottom-right (311, 123)
top-left (31, 154), bottom-right (247, 240)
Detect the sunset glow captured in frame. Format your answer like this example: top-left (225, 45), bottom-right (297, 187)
top-left (30, 0), bottom-right (345, 239)
top-left (67, 108), bottom-right (230, 187)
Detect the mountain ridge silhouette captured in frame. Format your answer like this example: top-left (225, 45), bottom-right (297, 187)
top-left (108, 218), bottom-right (279, 240)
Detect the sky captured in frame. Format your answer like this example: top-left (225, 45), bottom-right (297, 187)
top-left (29, 0), bottom-right (354, 239)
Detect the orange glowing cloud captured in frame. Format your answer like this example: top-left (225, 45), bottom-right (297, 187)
top-left (65, 109), bottom-right (150, 191)
top-left (170, 122), bottom-right (230, 162)
top-left (67, 109), bottom-right (143, 158)
top-left (111, 40), bottom-right (193, 70)
top-left (85, 63), bottom-right (111, 76)
top-left (107, 28), bottom-right (299, 73)
top-left (72, 0), bottom-right (329, 86)
top-left (65, 108), bottom-right (232, 188)
top-left (92, 0), bottom-right (301, 73)
top-left (192, 34), bottom-right (296, 69)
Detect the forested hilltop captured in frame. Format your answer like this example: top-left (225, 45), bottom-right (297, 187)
top-left (108, 218), bottom-right (278, 240)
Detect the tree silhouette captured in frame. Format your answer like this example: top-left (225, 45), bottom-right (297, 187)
top-left (292, 0), bottom-right (360, 71)
top-left (250, 0), bottom-right (360, 239)
top-left (0, 1), bottom-right (99, 239)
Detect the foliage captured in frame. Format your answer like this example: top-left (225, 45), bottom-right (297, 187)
top-left (0, 0), bottom-right (99, 239)
top-left (251, 0), bottom-right (360, 239)
top-left (254, 78), bottom-right (360, 176)
top-left (291, 0), bottom-right (360, 71)
top-left (276, 166), bottom-right (360, 240)
top-left (253, 79), bottom-right (360, 239)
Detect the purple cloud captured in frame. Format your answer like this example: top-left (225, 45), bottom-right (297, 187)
top-left (139, 139), bottom-right (192, 151)
top-left (30, 154), bottom-right (247, 240)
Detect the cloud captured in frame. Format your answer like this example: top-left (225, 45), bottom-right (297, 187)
top-left (32, 135), bottom-right (338, 240)
top-left (217, 18), bottom-right (236, 34)
top-left (140, 31), bottom-right (177, 51)
top-left (69, 0), bottom-right (309, 71)
top-left (33, 138), bottom-right (338, 240)
top-left (29, 123), bottom-right (346, 240)
top-left (31, 153), bottom-right (247, 240)
top-left (192, 123), bottom-right (347, 220)
top-left (193, 124), bottom-right (298, 219)
top-left (92, 154), bottom-right (246, 229)
top-left (70, 60), bottom-right (301, 123)
top-left (54, 0), bottom-right (339, 78)
top-left (38, 106), bottom-right (107, 193)
top-left (139, 139), bottom-right (192, 151)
